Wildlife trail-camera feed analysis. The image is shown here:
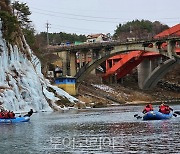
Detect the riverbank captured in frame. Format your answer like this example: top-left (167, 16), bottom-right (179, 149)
top-left (77, 66), bottom-right (180, 108)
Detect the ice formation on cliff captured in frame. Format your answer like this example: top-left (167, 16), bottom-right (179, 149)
top-left (0, 21), bottom-right (78, 112)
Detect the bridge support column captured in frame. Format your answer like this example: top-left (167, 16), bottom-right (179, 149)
top-left (167, 40), bottom-right (176, 58)
top-left (84, 51), bottom-right (89, 64)
top-left (150, 58), bottom-right (156, 71)
top-left (137, 58), bottom-right (151, 89)
top-left (79, 52), bottom-right (83, 68)
top-left (90, 49), bottom-right (98, 75)
top-left (70, 52), bottom-right (77, 77)
top-left (108, 74), bottom-right (117, 84)
top-left (61, 51), bottom-right (68, 76)
top-left (109, 75), bottom-right (113, 84)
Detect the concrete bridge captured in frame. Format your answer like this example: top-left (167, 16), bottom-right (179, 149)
top-left (47, 37), bottom-right (180, 91)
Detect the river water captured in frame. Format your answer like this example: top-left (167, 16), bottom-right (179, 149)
top-left (0, 105), bottom-right (180, 154)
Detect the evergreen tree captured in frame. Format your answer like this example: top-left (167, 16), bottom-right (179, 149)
top-left (12, 1), bottom-right (36, 49)
top-left (36, 32), bottom-right (86, 45)
top-left (12, 1), bottom-right (31, 28)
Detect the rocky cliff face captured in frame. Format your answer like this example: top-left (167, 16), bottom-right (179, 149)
top-left (0, 19), bottom-right (78, 112)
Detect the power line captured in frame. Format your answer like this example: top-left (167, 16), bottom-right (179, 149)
top-left (30, 5), bottom-right (121, 13)
top-left (31, 7), bottom-right (180, 22)
top-left (28, 10), bottom-right (180, 34)
top-left (30, 7), bottom-right (180, 21)
top-left (51, 26), bottom-right (110, 35)
top-left (31, 19), bottom-right (113, 32)
top-left (34, 19), bottom-right (180, 35)
top-left (31, 11), bottom-right (119, 23)
top-left (32, 10), bottom-right (180, 26)
top-left (51, 24), bottom-right (110, 32)
top-left (31, 7), bottom-right (123, 20)
top-left (31, 20), bottom-right (115, 34)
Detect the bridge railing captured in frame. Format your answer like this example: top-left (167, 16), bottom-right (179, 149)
top-left (47, 36), bottom-right (180, 52)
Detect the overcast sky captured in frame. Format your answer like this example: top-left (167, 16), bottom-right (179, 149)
top-left (17, 0), bottom-right (180, 35)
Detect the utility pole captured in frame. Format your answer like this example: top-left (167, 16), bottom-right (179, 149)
top-left (46, 21), bottom-right (50, 46)
top-left (130, 25), bottom-right (132, 34)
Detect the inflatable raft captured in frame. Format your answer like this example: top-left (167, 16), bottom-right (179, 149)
top-left (0, 116), bottom-right (30, 123)
top-left (143, 111), bottom-right (172, 120)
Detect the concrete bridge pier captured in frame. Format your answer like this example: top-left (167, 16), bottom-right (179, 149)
top-left (79, 52), bottom-right (84, 69)
top-left (106, 74), bottom-right (118, 84)
top-left (59, 51), bottom-right (68, 76)
top-left (167, 40), bottom-right (176, 58)
top-left (84, 51), bottom-right (89, 64)
top-left (70, 52), bottom-right (77, 77)
top-left (90, 49), bottom-right (100, 75)
top-left (137, 58), bottom-right (152, 89)
top-left (150, 58), bottom-right (157, 71)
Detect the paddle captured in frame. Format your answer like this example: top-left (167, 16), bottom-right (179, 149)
top-left (134, 114), bottom-right (138, 117)
top-left (134, 114), bottom-right (142, 119)
top-left (137, 116), bottom-right (142, 119)
top-left (173, 113), bottom-right (177, 117)
top-left (170, 108), bottom-right (179, 117)
top-left (23, 109), bottom-right (33, 117)
top-left (174, 111), bottom-right (180, 115)
top-left (168, 108), bottom-right (179, 117)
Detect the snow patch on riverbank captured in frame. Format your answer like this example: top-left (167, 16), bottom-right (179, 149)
top-left (91, 84), bottom-right (115, 93)
top-left (91, 83), bottom-right (131, 100)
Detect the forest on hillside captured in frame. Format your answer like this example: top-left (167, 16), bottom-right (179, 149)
top-left (114, 20), bottom-right (169, 41)
top-left (36, 32), bottom-right (87, 47)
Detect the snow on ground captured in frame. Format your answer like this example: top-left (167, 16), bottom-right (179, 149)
top-left (0, 21), bottom-right (78, 112)
top-left (91, 83), bottom-right (131, 100)
top-left (91, 84), bottom-right (115, 93)
top-left (48, 84), bottom-right (78, 103)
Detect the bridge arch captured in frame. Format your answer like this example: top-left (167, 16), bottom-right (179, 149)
top-left (75, 45), bottom-right (157, 87)
top-left (141, 59), bottom-right (179, 89)
top-left (75, 47), bottom-right (179, 90)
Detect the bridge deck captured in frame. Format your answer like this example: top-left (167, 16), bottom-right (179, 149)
top-left (47, 37), bottom-right (180, 52)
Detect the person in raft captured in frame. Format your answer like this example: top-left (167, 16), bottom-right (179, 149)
top-left (0, 110), bottom-right (15, 119)
top-left (142, 104), bottom-right (154, 114)
top-left (23, 109), bottom-right (33, 117)
top-left (159, 103), bottom-right (173, 114)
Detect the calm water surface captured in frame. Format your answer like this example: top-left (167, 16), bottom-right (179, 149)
top-left (0, 105), bottom-right (180, 154)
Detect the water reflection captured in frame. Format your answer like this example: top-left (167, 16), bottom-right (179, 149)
top-left (0, 105), bottom-right (180, 153)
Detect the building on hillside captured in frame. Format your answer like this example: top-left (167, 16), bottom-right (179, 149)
top-left (86, 33), bottom-right (111, 43)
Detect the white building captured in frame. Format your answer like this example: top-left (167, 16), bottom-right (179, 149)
top-left (86, 33), bottom-right (111, 43)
